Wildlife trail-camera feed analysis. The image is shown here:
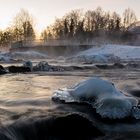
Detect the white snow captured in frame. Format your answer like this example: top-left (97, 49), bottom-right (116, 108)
top-left (52, 77), bottom-right (139, 119)
top-left (67, 44), bottom-right (140, 63)
top-left (11, 51), bottom-right (47, 59)
top-left (0, 53), bottom-right (11, 62)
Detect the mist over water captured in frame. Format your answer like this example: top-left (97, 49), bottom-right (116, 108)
top-left (0, 64), bottom-right (139, 139)
top-left (0, 1), bottom-right (139, 138)
top-left (0, 42), bottom-right (140, 139)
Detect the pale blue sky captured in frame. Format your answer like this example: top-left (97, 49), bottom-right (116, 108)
top-left (0, 0), bottom-right (139, 32)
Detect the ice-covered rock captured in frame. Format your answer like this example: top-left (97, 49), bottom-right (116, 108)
top-left (33, 61), bottom-right (50, 71)
top-left (33, 61), bottom-right (64, 72)
top-left (52, 77), bottom-right (140, 119)
top-left (132, 106), bottom-right (140, 119)
top-left (23, 60), bottom-right (33, 71)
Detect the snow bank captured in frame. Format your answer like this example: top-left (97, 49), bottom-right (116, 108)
top-left (0, 53), bottom-right (11, 62)
top-left (67, 54), bottom-right (120, 63)
top-left (11, 51), bottom-right (47, 59)
top-left (66, 44), bottom-right (140, 63)
top-left (52, 77), bottom-right (139, 119)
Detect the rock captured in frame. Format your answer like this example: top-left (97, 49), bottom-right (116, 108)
top-left (113, 63), bottom-right (125, 68)
top-left (8, 66), bottom-right (31, 73)
top-left (96, 63), bottom-right (125, 69)
top-left (23, 61), bottom-right (33, 71)
top-left (0, 65), bottom-right (7, 75)
top-left (0, 114), bottom-right (104, 140)
top-left (33, 61), bottom-right (50, 71)
top-left (95, 64), bottom-right (109, 69)
top-left (126, 63), bottom-right (140, 68)
top-left (33, 61), bottom-right (64, 72)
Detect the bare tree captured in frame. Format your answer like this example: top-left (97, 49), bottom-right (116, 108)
top-left (41, 7), bottom-right (138, 43)
top-left (123, 8), bottom-right (137, 29)
top-left (0, 28), bottom-right (13, 46)
top-left (12, 9), bottom-right (35, 42)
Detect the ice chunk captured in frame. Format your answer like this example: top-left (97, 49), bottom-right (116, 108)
top-left (52, 77), bottom-right (138, 119)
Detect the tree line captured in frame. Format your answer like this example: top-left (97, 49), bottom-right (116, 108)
top-left (0, 9), bottom-right (35, 47)
top-left (41, 7), bottom-right (138, 43)
top-left (0, 7), bottom-right (138, 47)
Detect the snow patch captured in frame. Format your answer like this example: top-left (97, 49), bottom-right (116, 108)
top-left (11, 51), bottom-right (47, 59)
top-left (0, 53), bottom-right (11, 62)
top-left (66, 44), bottom-right (140, 63)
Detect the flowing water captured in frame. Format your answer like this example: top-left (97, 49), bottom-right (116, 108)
top-left (0, 63), bottom-right (140, 140)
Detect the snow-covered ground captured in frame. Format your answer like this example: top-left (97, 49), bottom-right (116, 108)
top-left (0, 50), bottom-right (48, 63)
top-left (0, 53), bottom-right (11, 62)
top-left (11, 51), bottom-right (48, 60)
top-left (84, 44), bottom-right (140, 60)
top-left (1, 44), bottom-right (140, 63)
top-left (67, 44), bottom-right (140, 63)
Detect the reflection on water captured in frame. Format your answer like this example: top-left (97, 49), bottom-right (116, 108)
top-left (0, 74), bottom-right (87, 101)
top-left (0, 73), bottom-right (88, 125)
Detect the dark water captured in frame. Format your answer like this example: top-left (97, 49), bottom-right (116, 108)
top-left (0, 67), bottom-right (140, 140)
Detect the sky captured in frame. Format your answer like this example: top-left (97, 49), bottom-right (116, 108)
top-left (0, 0), bottom-right (140, 33)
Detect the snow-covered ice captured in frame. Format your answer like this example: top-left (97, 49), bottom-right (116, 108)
top-left (52, 77), bottom-right (140, 119)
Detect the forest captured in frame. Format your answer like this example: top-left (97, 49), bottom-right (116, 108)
top-left (0, 7), bottom-right (138, 46)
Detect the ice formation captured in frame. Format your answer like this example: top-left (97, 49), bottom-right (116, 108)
top-left (33, 61), bottom-right (50, 71)
top-left (52, 77), bottom-right (140, 119)
top-left (23, 61), bottom-right (33, 71)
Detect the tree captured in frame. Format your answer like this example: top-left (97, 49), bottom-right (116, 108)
top-left (0, 28), bottom-right (13, 46)
top-left (63, 19), bottom-right (69, 38)
top-left (123, 8), bottom-right (137, 29)
top-left (75, 19), bottom-right (85, 41)
top-left (65, 9), bottom-right (83, 38)
top-left (12, 9), bottom-right (35, 42)
top-left (41, 30), bottom-right (48, 42)
top-left (40, 26), bottom-right (54, 41)
top-left (41, 7), bottom-right (138, 43)
top-left (84, 7), bottom-right (107, 36)
top-left (108, 12), bottom-right (121, 32)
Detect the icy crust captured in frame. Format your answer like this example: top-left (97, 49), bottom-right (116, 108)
top-left (52, 78), bottom-right (139, 119)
